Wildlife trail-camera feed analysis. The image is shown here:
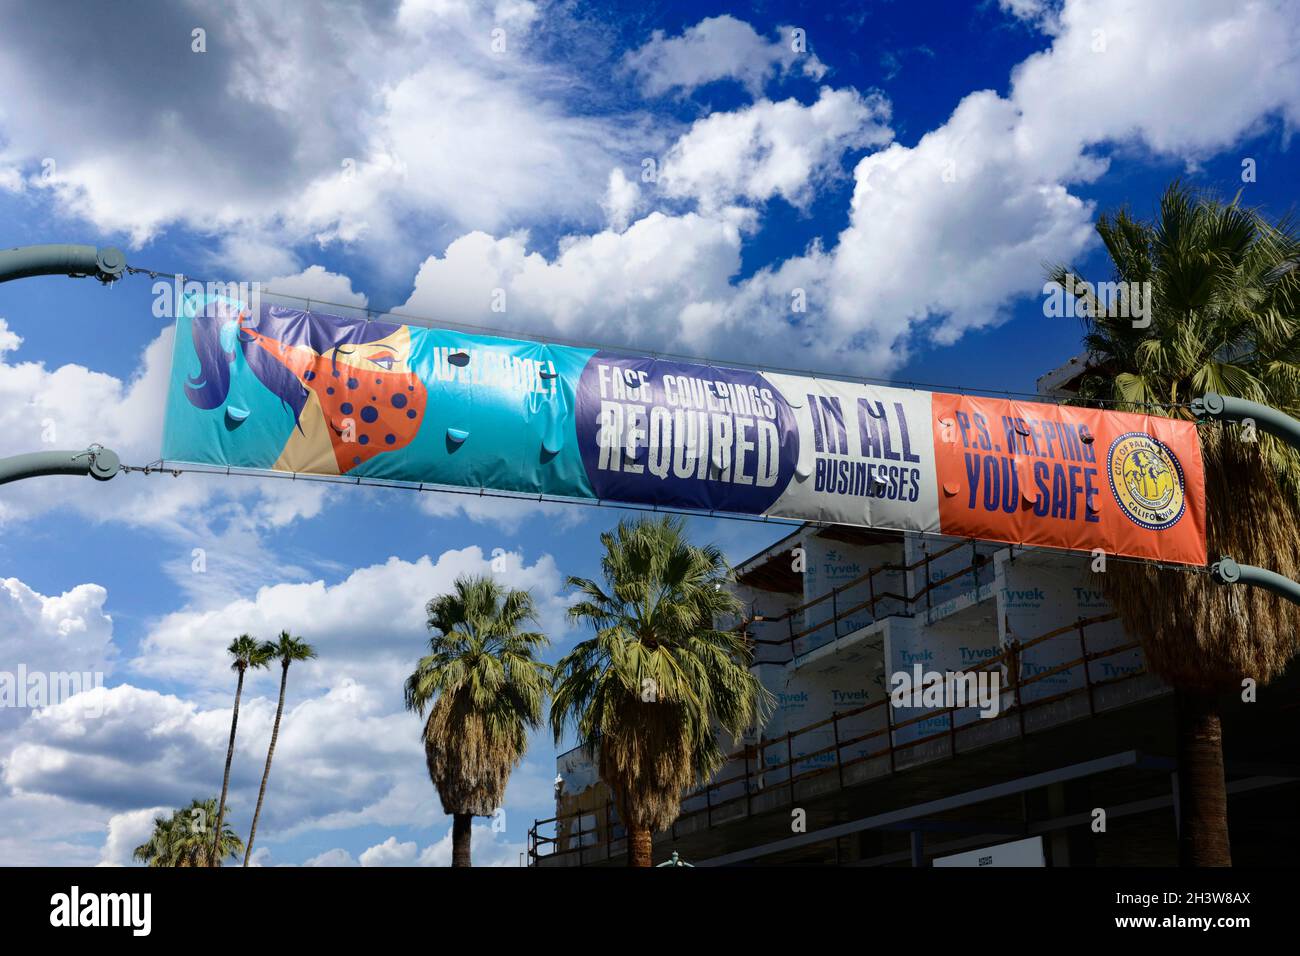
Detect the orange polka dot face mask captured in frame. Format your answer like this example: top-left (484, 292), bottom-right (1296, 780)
top-left (182, 309), bottom-right (429, 475)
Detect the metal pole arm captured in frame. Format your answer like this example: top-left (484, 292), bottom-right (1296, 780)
top-left (1211, 557), bottom-right (1300, 606)
top-left (1193, 394), bottom-right (1300, 606)
top-left (1192, 392), bottom-right (1300, 452)
top-left (0, 244), bottom-right (126, 285)
top-left (0, 446), bottom-right (120, 485)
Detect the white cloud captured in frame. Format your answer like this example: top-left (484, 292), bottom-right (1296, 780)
top-left (413, 821), bottom-right (524, 867)
top-left (807, 0), bottom-right (1300, 350)
top-left (359, 835), bottom-right (418, 866)
top-left (0, 577), bottom-right (116, 679)
top-left (400, 212), bottom-right (746, 352)
top-left (0, 320), bottom-right (174, 520)
top-left (0, 540), bottom-right (574, 865)
top-left (5, 685), bottom-right (211, 810)
top-left (1010, 0), bottom-right (1300, 164)
top-left (134, 547), bottom-right (571, 691)
top-left (0, 318), bottom-right (195, 530)
top-left (659, 87), bottom-right (892, 212)
top-left (0, 576), bottom-right (117, 741)
top-left (819, 90), bottom-right (1097, 346)
top-left (5, 3), bottom-right (1296, 389)
top-left (260, 266), bottom-right (369, 312)
top-left (99, 805), bottom-right (170, 866)
top-left (304, 847), bottom-right (358, 867)
top-left (280, 3), bottom-right (1300, 382)
top-left (0, 790), bottom-right (106, 866)
top-left (0, 0), bottom-right (640, 259)
top-left (0, 264), bottom-right (371, 539)
top-left (350, 823), bottom-right (522, 867)
top-left (999, 0), bottom-right (1061, 30)
top-left (1, 672), bottom-right (539, 865)
top-left (246, 846), bottom-right (273, 867)
top-left (625, 15), bottom-right (827, 97)
top-left (0, 576), bottom-right (130, 863)
top-left (601, 168), bottom-right (640, 233)
top-left (2, 678), bottom-right (423, 852)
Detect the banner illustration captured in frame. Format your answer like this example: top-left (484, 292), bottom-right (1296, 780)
top-left (162, 301), bottom-right (1207, 565)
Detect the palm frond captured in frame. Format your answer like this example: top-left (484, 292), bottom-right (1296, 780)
top-left (404, 574), bottom-right (552, 816)
top-left (1050, 181), bottom-right (1300, 689)
top-left (551, 516), bottom-right (773, 833)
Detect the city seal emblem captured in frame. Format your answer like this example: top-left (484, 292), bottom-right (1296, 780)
top-left (1106, 432), bottom-right (1186, 531)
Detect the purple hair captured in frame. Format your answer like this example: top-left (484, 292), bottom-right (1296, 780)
top-left (184, 304), bottom-right (401, 429)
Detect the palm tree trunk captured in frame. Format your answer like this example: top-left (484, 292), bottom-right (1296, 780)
top-left (212, 666), bottom-right (245, 866)
top-left (243, 662), bottom-right (289, 866)
top-left (1175, 690), bottom-right (1231, 867)
top-left (628, 826), bottom-right (653, 867)
top-left (452, 813), bottom-right (473, 867)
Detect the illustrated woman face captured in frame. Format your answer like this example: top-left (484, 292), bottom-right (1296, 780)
top-left (333, 327), bottom-right (413, 376)
top-left (242, 320), bottom-right (427, 473)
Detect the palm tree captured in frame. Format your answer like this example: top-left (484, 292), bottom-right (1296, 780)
top-left (133, 798), bottom-right (243, 867)
top-left (550, 516), bottom-right (773, 867)
top-left (212, 634), bottom-right (272, 866)
top-left (242, 631), bottom-right (316, 866)
top-left (132, 810), bottom-right (185, 867)
top-left (404, 575), bottom-right (551, 867)
top-left (1047, 182), bottom-right (1300, 866)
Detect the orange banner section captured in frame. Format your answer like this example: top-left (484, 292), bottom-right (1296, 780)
top-left (931, 394), bottom-right (1206, 566)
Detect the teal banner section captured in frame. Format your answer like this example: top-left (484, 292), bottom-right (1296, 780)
top-left (163, 300), bottom-right (597, 499)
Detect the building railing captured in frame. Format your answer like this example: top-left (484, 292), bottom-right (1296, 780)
top-left (529, 610), bottom-right (1139, 864)
top-left (748, 537), bottom-right (997, 664)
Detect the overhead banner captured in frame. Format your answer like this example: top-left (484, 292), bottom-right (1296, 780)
top-left (162, 303), bottom-right (1207, 565)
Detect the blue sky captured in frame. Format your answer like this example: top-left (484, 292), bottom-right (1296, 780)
top-left (0, 0), bottom-right (1297, 866)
